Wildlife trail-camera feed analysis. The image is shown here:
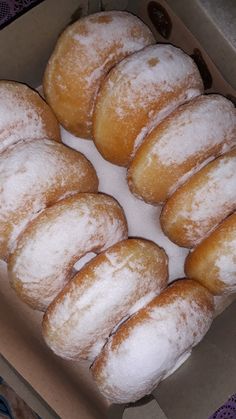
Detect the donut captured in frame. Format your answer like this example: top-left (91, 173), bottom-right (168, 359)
top-left (160, 149), bottom-right (236, 248)
top-left (43, 11), bottom-right (155, 139)
top-left (8, 193), bottom-right (128, 311)
top-left (42, 238), bottom-right (168, 361)
top-left (128, 94), bottom-right (236, 204)
top-left (93, 43), bottom-right (203, 166)
top-left (185, 213), bottom-right (236, 295)
top-left (91, 279), bottom-right (214, 403)
top-left (0, 139), bottom-right (98, 260)
top-left (0, 80), bottom-right (61, 153)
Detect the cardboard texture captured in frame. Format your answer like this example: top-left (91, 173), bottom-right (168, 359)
top-left (166, 0), bottom-right (236, 90)
top-left (0, 1), bottom-right (235, 418)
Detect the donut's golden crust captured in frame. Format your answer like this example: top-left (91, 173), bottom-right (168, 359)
top-left (128, 95), bottom-right (236, 204)
top-left (91, 279), bottom-right (214, 403)
top-left (185, 213), bottom-right (236, 295)
top-left (93, 44), bottom-right (203, 166)
top-left (0, 80), bottom-right (61, 153)
top-left (160, 149), bottom-right (236, 248)
top-left (43, 11), bottom-right (155, 138)
top-left (8, 193), bottom-right (127, 311)
top-left (0, 140), bottom-right (98, 260)
top-left (93, 280), bottom-right (213, 362)
top-left (42, 239), bottom-right (168, 360)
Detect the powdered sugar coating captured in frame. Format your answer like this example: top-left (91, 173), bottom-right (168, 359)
top-left (132, 92), bottom-right (199, 155)
top-left (109, 45), bottom-right (201, 110)
top-left (92, 280), bottom-right (213, 403)
top-left (181, 156), bottom-right (236, 233)
top-left (94, 43), bottom-right (203, 166)
top-left (161, 149), bottom-right (236, 247)
top-left (9, 193), bottom-right (128, 311)
top-left (215, 238), bottom-right (236, 290)
top-left (43, 11), bottom-right (155, 138)
top-left (43, 239), bottom-right (168, 360)
top-left (71, 12), bottom-right (153, 62)
top-left (152, 95), bottom-right (235, 164)
top-left (185, 213), bottom-right (236, 295)
top-left (128, 95), bottom-right (236, 204)
top-left (0, 139), bottom-right (98, 259)
top-left (0, 81), bottom-right (60, 153)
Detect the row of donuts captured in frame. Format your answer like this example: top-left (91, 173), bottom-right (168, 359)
top-left (0, 79), bottom-right (214, 403)
top-left (1, 9), bottom-right (235, 404)
top-left (43, 10), bottom-right (236, 294)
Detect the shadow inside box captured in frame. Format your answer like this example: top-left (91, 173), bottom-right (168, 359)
top-left (108, 394), bottom-right (168, 419)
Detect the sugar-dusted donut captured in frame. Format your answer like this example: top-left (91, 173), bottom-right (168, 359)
top-left (8, 193), bottom-right (128, 311)
top-left (0, 80), bottom-right (61, 153)
top-left (43, 11), bottom-right (155, 139)
top-left (160, 149), bottom-right (236, 248)
top-left (128, 94), bottom-right (236, 204)
top-left (42, 238), bottom-right (168, 361)
top-left (91, 279), bottom-right (214, 403)
top-left (0, 139), bottom-right (98, 260)
top-left (185, 213), bottom-right (236, 295)
top-left (93, 44), bottom-right (203, 166)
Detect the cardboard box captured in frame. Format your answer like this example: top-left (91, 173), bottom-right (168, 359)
top-left (0, 1), bottom-right (235, 418)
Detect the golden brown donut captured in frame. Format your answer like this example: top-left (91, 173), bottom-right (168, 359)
top-left (42, 238), bottom-right (168, 361)
top-left (91, 279), bottom-right (214, 403)
top-left (160, 149), bottom-right (236, 248)
top-left (0, 139), bottom-right (98, 260)
top-left (43, 11), bottom-right (155, 139)
top-left (185, 213), bottom-right (236, 295)
top-left (8, 193), bottom-right (128, 311)
top-left (0, 80), bottom-right (61, 153)
top-left (93, 43), bottom-right (203, 166)
top-left (128, 94), bottom-right (236, 204)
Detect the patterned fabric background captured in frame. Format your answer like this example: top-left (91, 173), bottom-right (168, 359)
top-left (209, 394), bottom-right (236, 419)
top-left (0, 0), bottom-right (44, 29)
top-left (0, 375), bottom-right (41, 418)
